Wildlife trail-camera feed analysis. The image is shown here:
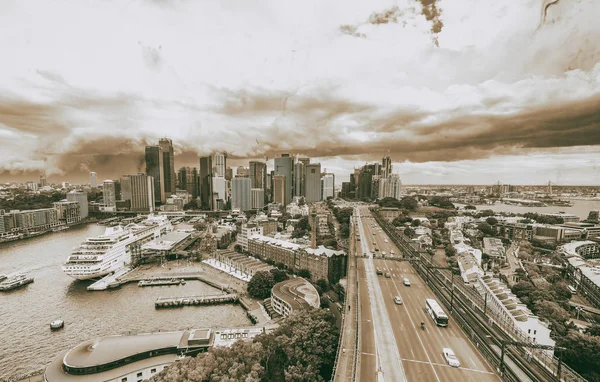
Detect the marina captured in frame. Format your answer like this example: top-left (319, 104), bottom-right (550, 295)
top-left (0, 223), bottom-right (252, 381)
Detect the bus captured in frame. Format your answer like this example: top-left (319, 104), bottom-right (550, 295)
top-left (568, 285), bottom-right (577, 295)
top-left (425, 298), bottom-right (448, 327)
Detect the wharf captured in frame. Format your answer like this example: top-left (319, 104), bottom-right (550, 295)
top-left (155, 293), bottom-right (238, 308)
top-left (87, 266), bottom-right (133, 291)
top-left (138, 278), bottom-right (186, 287)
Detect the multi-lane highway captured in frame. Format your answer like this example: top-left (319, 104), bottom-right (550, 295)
top-left (355, 206), bottom-right (500, 382)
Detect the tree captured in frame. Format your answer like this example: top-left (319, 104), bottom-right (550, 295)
top-left (411, 219), bottom-right (421, 227)
top-left (247, 271), bottom-right (275, 299)
top-left (478, 222), bottom-right (495, 236)
top-left (234, 244), bottom-right (242, 253)
top-left (339, 223), bottom-right (350, 238)
top-left (193, 222), bottom-right (207, 231)
top-left (485, 217), bottom-right (498, 226)
top-left (551, 282), bottom-right (573, 301)
top-left (585, 324), bottom-right (600, 337)
top-left (427, 196), bottom-right (455, 209)
top-left (464, 205), bottom-right (477, 210)
top-left (511, 280), bottom-right (535, 301)
top-left (270, 268), bottom-right (289, 283)
top-left (404, 227), bottom-right (415, 237)
top-left (315, 279), bottom-right (330, 292)
top-left (297, 269), bottom-right (311, 279)
top-left (399, 196), bottom-right (419, 211)
top-left (556, 331), bottom-right (600, 381)
top-left (444, 244), bottom-right (457, 257)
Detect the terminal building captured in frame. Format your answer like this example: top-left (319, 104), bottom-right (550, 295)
top-left (44, 326), bottom-right (270, 382)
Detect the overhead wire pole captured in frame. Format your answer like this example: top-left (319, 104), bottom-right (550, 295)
top-left (499, 340), bottom-right (565, 381)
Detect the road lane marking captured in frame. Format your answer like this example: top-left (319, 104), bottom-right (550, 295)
top-left (400, 359), bottom-right (496, 374)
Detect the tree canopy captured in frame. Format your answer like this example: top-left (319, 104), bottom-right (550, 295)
top-left (150, 309), bottom-right (339, 382)
top-left (248, 271), bottom-right (276, 299)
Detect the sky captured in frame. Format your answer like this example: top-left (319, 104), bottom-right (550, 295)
top-left (1, 0), bottom-right (600, 185)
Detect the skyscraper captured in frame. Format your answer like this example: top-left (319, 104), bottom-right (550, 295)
top-left (274, 154), bottom-right (294, 206)
top-left (273, 175), bottom-right (286, 206)
top-left (199, 156), bottom-right (213, 210)
top-left (145, 146), bottom-right (165, 204)
top-left (231, 177), bottom-right (251, 211)
top-left (158, 138), bottom-right (176, 196)
top-left (384, 174), bottom-right (402, 199)
top-left (39, 173), bottom-right (47, 187)
top-left (178, 166), bottom-right (199, 198)
top-left (249, 161), bottom-right (267, 189)
top-left (251, 188), bottom-right (265, 210)
top-left (89, 172), bottom-right (98, 188)
top-left (294, 161), bottom-right (305, 197)
top-left (214, 153), bottom-right (227, 177)
top-left (321, 173), bottom-right (335, 200)
top-left (305, 163), bottom-right (321, 203)
top-left (236, 166), bottom-right (249, 177)
top-left (213, 176), bottom-right (227, 208)
top-left (382, 156), bottom-right (392, 179)
top-left (103, 180), bottom-right (116, 209)
top-left (129, 174), bottom-right (155, 212)
top-left (67, 190), bottom-right (88, 219)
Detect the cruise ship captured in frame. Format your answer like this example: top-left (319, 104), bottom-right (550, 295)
top-left (62, 215), bottom-right (173, 280)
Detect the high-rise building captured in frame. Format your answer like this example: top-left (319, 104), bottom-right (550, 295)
top-left (103, 180), bottom-right (116, 208)
top-left (231, 177), bottom-right (251, 211)
top-left (274, 154), bottom-right (294, 206)
top-left (305, 163), bottom-right (321, 203)
top-left (67, 190), bottom-right (88, 219)
top-left (158, 138), bottom-right (176, 196)
top-left (294, 161), bottom-right (305, 197)
top-left (273, 175), bottom-right (286, 206)
top-left (251, 188), bottom-right (265, 210)
top-left (178, 166), bottom-right (199, 199)
top-left (89, 172), bottom-right (98, 188)
top-left (39, 173), bottom-right (47, 187)
top-left (236, 166), bottom-right (249, 177)
top-left (199, 156), bottom-right (213, 210)
top-left (145, 146), bottom-right (165, 204)
top-left (213, 176), bottom-right (227, 208)
top-left (356, 166), bottom-right (373, 200)
top-left (548, 180), bottom-right (552, 196)
top-left (249, 161), bottom-right (267, 189)
top-left (214, 153), bottom-right (227, 177)
top-left (225, 166), bottom-right (233, 181)
top-left (382, 156), bottom-right (392, 179)
top-left (321, 173), bottom-right (335, 200)
top-left (384, 174), bottom-right (402, 199)
top-left (129, 174), bottom-right (155, 212)
top-left (120, 176), bottom-right (132, 202)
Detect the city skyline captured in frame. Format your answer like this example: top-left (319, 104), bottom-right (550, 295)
top-left (1, 0), bottom-right (600, 185)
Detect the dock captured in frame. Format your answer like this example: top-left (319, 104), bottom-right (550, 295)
top-left (138, 278), bottom-right (186, 287)
top-left (155, 293), bottom-right (238, 309)
top-left (87, 267), bottom-right (133, 291)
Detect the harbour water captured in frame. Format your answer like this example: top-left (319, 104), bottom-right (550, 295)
top-left (0, 223), bottom-right (250, 381)
top-left (457, 199), bottom-right (600, 220)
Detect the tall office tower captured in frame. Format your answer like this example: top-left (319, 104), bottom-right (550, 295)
top-left (249, 161), bottom-right (267, 189)
top-left (89, 172), bottom-right (98, 188)
top-left (103, 180), bottom-right (116, 208)
top-left (305, 163), bottom-right (321, 203)
top-left (113, 180), bottom-right (121, 200)
top-left (236, 166), bottom-right (249, 177)
top-left (266, 171), bottom-right (273, 202)
top-left (321, 173), bottom-right (335, 200)
top-left (274, 154), bottom-right (294, 206)
top-left (145, 146), bottom-right (165, 204)
top-left (120, 175), bottom-right (132, 202)
top-left (67, 190), bottom-right (88, 219)
top-left (273, 175), bottom-right (286, 205)
top-left (251, 188), bottom-right (265, 210)
top-left (548, 180), bottom-right (552, 196)
top-left (382, 156), bottom-right (392, 179)
top-left (225, 166), bottom-right (233, 181)
top-left (178, 167), bottom-right (199, 198)
top-left (231, 177), bottom-right (251, 211)
top-left (129, 174), bottom-right (155, 212)
top-left (39, 173), bottom-right (47, 187)
top-left (213, 152), bottom-right (227, 177)
top-left (213, 176), bottom-right (227, 208)
top-left (158, 138), bottom-right (176, 196)
top-left (385, 174), bottom-right (402, 199)
top-left (298, 157), bottom-right (310, 166)
top-left (356, 165), bottom-right (373, 200)
top-left (372, 162), bottom-right (381, 177)
top-left (199, 156), bottom-right (213, 210)
top-left (294, 161), bottom-right (305, 197)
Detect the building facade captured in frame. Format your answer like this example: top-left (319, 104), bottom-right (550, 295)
top-left (145, 146), bottom-right (165, 204)
top-left (321, 173), bottom-right (335, 200)
top-left (251, 188), bottom-right (265, 210)
top-left (304, 163), bottom-right (321, 203)
top-left (67, 190), bottom-right (88, 219)
top-left (199, 156), bottom-right (214, 210)
top-left (214, 152), bottom-right (227, 178)
top-left (273, 175), bottom-right (286, 206)
top-left (158, 138), bottom-right (176, 196)
top-left (129, 174), bottom-right (155, 212)
top-left (232, 177), bottom-right (252, 212)
top-left (103, 180), bottom-right (116, 210)
top-left (274, 154), bottom-right (294, 206)
top-left (89, 172), bottom-right (98, 188)
top-left (54, 201), bottom-right (81, 224)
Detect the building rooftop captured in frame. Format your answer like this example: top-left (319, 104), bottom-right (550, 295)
top-left (304, 245), bottom-right (346, 258)
top-left (142, 231), bottom-right (191, 251)
top-left (560, 240), bottom-right (598, 256)
top-left (272, 277), bottom-right (320, 311)
top-left (249, 234), bottom-right (304, 251)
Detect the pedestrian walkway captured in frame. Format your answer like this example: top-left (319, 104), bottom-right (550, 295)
top-left (203, 258), bottom-right (252, 282)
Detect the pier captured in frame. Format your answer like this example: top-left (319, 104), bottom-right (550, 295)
top-left (155, 293), bottom-right (238, 308)
top-left (138, 278), bottom-right (186, 287)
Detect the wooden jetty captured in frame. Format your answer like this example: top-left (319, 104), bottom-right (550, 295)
top-left (155, 293), bottom-right (238, 309)
top-left (138, 278), bottom-right (186, 287)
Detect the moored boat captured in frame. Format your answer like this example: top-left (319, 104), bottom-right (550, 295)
top-left (0, 273), bottom-right (34, 291)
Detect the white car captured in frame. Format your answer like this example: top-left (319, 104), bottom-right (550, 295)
top-left (403, 278), bottom-right (411, 286)
top-left (443, 348), bottom-right (460, 368)
top-left (394, 296), bottom-right (403, 305)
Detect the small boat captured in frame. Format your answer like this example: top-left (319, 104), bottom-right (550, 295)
top-left (0, 273), bottom-right (34, 291)
top-left (50, 319), bottom-right (64, 330)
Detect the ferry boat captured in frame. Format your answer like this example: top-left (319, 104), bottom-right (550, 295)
top-left (51, 225), bottom-right (69, 232)
top-left (0, 273), bottom-right (35, 291)
top-left (62, 215), bottom-right (173, 280)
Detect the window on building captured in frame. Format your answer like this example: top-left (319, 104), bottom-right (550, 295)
top-left (137, 372), bottom-right (143, 377)
top-left (528, 329), bottom-right (531, 334)
top-left (151, 368), bottom-right (157, 373)
top-left (121, 379), bottom-right (128, 382)
top-left (534, 330), bottom-right (537, 335)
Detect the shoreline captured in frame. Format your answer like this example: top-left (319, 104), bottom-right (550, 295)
top-left (0, 219), bottom-right (99, 245)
